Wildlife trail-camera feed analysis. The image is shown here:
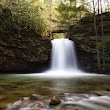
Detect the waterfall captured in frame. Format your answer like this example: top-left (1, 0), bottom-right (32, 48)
top-left (20, 38), bottom-right (97, 77)
top-left (39, 38), bottom-right (87, 77)
top-left (51, 38), bottom-right (78, 71)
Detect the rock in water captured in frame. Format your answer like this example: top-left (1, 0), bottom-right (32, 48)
top-left (50, 96), bottom-right (61, 105)
top-left (30, 94), bottom-right (41, 100)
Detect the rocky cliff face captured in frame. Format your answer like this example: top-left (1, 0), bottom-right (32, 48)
top-left (69, 12), bottom-right (110, 74)
top-left (0, 7), bottom-right (51, 73)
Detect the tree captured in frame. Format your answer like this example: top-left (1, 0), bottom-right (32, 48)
top-left (97, 36), bottom-right (110, 65)
top-left (98, 0), bottom-right (100, 14)
top-left (0, 0), bottom-right (48, 35)
top-left (93, 0), bottom-right (101, 71)
top-left (55, 0), bottom-right (90, 28)
top-left (99, 0), bottom-right (106, 65)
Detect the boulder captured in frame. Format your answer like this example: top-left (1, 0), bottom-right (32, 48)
top-left (49, 96), bottom-right (61, 105)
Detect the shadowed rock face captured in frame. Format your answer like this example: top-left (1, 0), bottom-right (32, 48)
top-left (0, 7), bottom-right (51, 73)
top-left (0, 30), bottom-right (51, 73)
top-left (69, 12), bottom-right (110, 74)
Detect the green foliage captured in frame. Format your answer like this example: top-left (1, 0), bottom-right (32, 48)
top-left (0, 0), bottom-right (47, 35)
top-left (97, 36), bottom-right (110, 49)
top-left (97, 36), bottom-right (110, 64)
top-left (53, 33), bottom-right (65, 38)
top-left (55, 0), bottom-right (91, 27)
top-left (0, 0), bottom-right (100, 37)
top-left (0, 8), bottom-right (14, 31)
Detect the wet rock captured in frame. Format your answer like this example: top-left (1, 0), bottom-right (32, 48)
top-left (21, 97), bottom-right (30, 101)
top-left (32, 101), bottom-right (44, 109)
top-left (7, 100), bottom-right (22, 110)
top-left (30, 94), bottom-right (41, 100)
top-left (50, 96), bottom-right (61, 105)
top-left (12, 100), bottom-right (22, 106)
top-left (94, 91), bottom-right (110, 96)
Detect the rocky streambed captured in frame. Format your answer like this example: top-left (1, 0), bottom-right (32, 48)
top-left (6, 91), bottom-right (110, 110)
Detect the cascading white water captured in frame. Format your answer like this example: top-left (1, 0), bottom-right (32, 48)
top-left (51, 38), bottom-right (78, 71)
top-left (41, 38), bottom-right (84, 77)
top-left (25, 38), bottom-right (98, 77)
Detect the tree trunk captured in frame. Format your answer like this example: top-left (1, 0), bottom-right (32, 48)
top-left (106, 0), bottom-right (109, 12)
top-left (100, 0), bottom-right (105, 65)
top-left (93, 0), bottom-right (101, 71)
top-left (75, 0), bottom-right (78, 22)
top-left (98, 0), bottom-right (100, 14)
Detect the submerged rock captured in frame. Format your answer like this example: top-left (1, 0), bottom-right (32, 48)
top-left (32, 102), bottom-right (44, 109)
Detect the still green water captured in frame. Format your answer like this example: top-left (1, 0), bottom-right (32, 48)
top-left (0, 74), bottom-right (110, 109)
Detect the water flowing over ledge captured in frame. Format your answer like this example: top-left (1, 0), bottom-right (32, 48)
top-left (32, 38), bottom-right (101, 78)
top-left (51, 38), bottom-right (78, 70)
